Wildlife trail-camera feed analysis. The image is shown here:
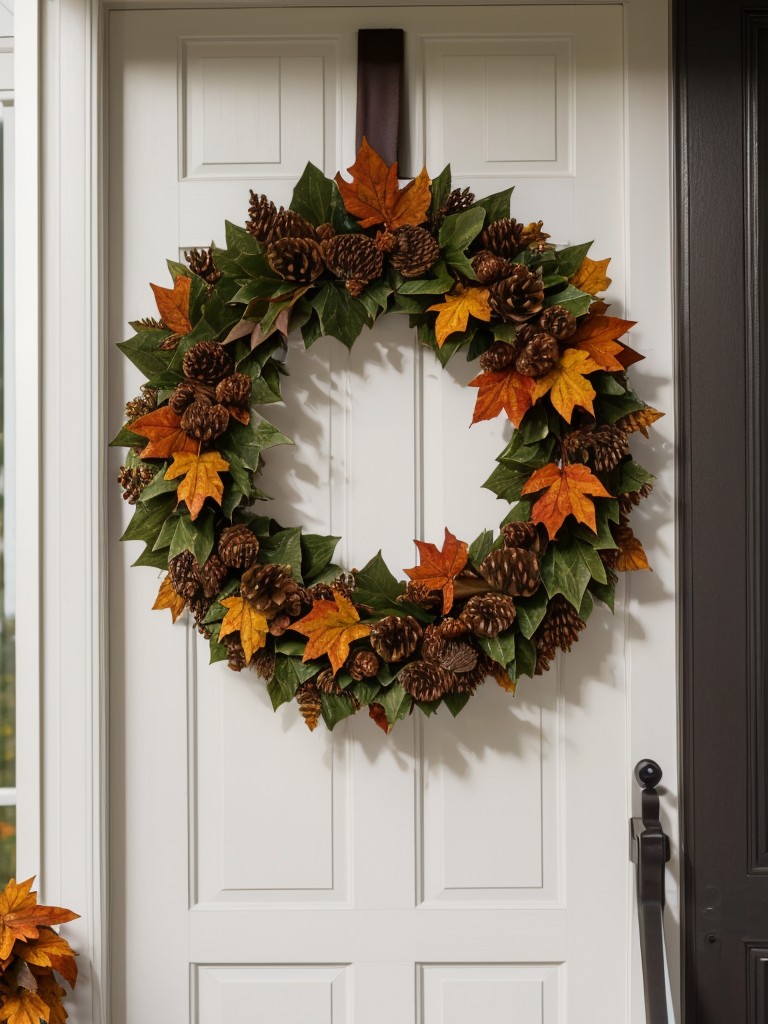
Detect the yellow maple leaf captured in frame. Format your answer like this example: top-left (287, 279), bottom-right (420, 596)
top-left (532, 347), bottom-right (601, 422)
top-left (165, 450), bottom-right (229, 521)
top-left (428, 285), bottom-right (491, 348)
top-left (219, 596), bottom-right (269, 663)
top-left (571, 255), bottom-right (612, 295)
top-left (0, 878), bottom-right (78, 962)
top-left (292, 591), bottom-right (371, 675)
top-left (612, 525), bottom-right (651, 571)
top-left (152, 575), bottom-right (186, 623)
top-left (16, 925), bottom-right (78, 986)
top-left (0, 990), bottom-right (51, 1024)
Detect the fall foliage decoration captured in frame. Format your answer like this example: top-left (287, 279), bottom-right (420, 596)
top-left (0, 878), bottom-right (78, 1024)
top-left (113, 140), bottom-right (663, 732)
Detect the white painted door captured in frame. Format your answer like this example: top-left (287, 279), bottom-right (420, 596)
top-left (107, 6), bottom-right (676, 1023)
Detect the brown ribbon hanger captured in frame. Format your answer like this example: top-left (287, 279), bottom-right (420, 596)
top-left (356, 29), bottom-right (405, 167)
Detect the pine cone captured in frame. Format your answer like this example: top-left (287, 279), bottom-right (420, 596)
top-left (124, 385), bottom-right (158, 422)
top-left (297, 681), bottom-right (322, 731)
top-left (266, 237), bottom-right (325, 283)
top-left (241, 562), bottom-right (303, 616)
top-left (480, 547), bottom-right (540, 597)
top-left (168, 550), bottom-right (202, 600)
top-left (520, 221), bottom-right (551, 250)
top-left (387, 226), bottom-right (440, 277)
top-left (117, 463), bottom-right (155, 504)
top-left (269, 613), bottom-right (292, 637)
top-left (185, 244), bottom-right (221, 285)
top-left (323, 234), bottom-right (384, 296)
top-left (180, 399), bottom-right (229, 441)
top-left (539, 304), bottom-right (576, 341)
top-left (472, 250), bottom-right (513, 285)
top-left (618, 481), bottom-right (653, 515)
top-left (218, 524), bottom-right (260, 569)
top-left (216, 373), bottom-right (252, 409)
top-left (562, 424), bottom-right (629, 474)
top-left (534, 595), bottom-right (586, 672)
top-left (479, 340), bottom-right (519, 372)
top-left (169, 381), bottom-right (201, 415)
top-left (134, 316), bottom-right (165, 330)
top-left (460, 593), bottom-right (517, 638)
top-left (400, 660), bottom-right (453, 702)
top-left (198, 554), bottom-right (228, 599)
top-left (515, 322), bottom-right (539, 348)
top-left (399, 580), bottom-right (442, 611)
top-left (502, 521), bottom-right (541, 551)
top-left (449, 655), bottom-right (490, 694)
top-left (516, 332), bottom-right (559, 377)
top-left (347, 649), bottom-right (380, 681)
top-left (189, 592), bottom-right (213, 631)
top-left (246, 192), bottom-right (278, 243)
top-left (252, 646), bottom-right (276, 680)
top-left (316, 222), bottom-right (336, 242)
top-left (316, 667), bottom-right (343, 694)
top-left (421, 624), bottom-right (478, 673)
top-left (482, 218), bottom-right (525, 259)
top-left (370, 614), bottom-right (423, 662)
top-left (269, 209), bottom-right (318, 242)
top-left (223, 635), bottom-right (247, 672)
top-left (182, 341), bottom-right (233, 385)
top-left (489, 266), bottom-right (545, 323)
top-left (432, 186), bottom-right (475, 231)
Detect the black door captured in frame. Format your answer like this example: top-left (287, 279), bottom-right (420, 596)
top-left (677, 1), bottom-right (768, 1019)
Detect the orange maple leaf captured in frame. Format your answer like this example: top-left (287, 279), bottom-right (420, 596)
top-left (152, 575), bottom-right (186, 623)
top-left (150, 275), bottom-right (192, 335)
top-left (428, 286), bottom-right (492, 348)
top-left (489, 661), bottom-right (517, 694)
top-left (16, 926), bottom-right (78, 987)
top-left (522, 463), bottom-right (612, 540)
top-left (128, 407), bottom-right (199, 460)
top-left (218, 596), bottom-right (269, 662)
top-left (368, 703), bottom-right (392, 734)
top-left (571, 314), bottom-right (637, 371)
top-left (165, 450), bottom-right (229, 521)
top-left (531, 347), bottom-right (601, 423)
top-left (0, 990), bottom-right (51, 1024)
top-left (404, 528), bottom-right (469, 615)
top-left (33, 978), bottom-right (68, 1024)
top-left (570, 255), bottom-right (612, 295)
top-left (334, 138), bottom-right (431, 229)
top-left (468, 367), bottom-right (535, 427)
top-left (292, 591), bottom-right (372, 675)
top-left (612, 525), bottom-right (651, 571)
top-left (0, 878), bottom-right (78, 962)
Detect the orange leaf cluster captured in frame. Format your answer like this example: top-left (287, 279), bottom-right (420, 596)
top-left (165, 450), bottom-right (229, 521)
top-left (128, 407), bottom-right (198, 460)
top-left (428, 286), bottom-right (492, 348)
top-left (334, 138), bottom-right (431, 230)
top-left (150, 275), bottom-right (192, 335)
top-left (468, 367), bottom-right (535, 427)
top-left (522, 463), bottom-right (612, 540)
top-left (0, 878), bottom-right (78, 1024)
top-left (404, 528), bottom-right (468, 615)
top-left (293, 591), bottom-right (372, 675)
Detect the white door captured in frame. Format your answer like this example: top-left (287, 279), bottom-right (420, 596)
top-left (107, 6), bottom-right (676, 1022)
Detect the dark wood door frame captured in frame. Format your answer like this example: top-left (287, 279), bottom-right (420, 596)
top-left (676, 1), bottom-right (768, 1018)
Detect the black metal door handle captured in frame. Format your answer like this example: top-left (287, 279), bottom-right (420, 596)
top-left (630, 759), bottom-right (671, 1024)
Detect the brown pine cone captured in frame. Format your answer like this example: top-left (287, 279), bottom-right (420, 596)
top-left (268, 613), bottom-right (292, 636)
top-left (198, 553), bottom-right (228, 599)
top-left (432, 186), bottom-right (475, 231)
top-left (180, 399), bottom-right (229, 441)
top-left (618, 481), bottom-right (654, 515)
top-left (472, 250), bottom-right (514, 285)
top-left (216, 372), bottom-right (252, 408)
top-left (387, 226), bottom-right (440, 277)
top-left (117, 463), bottom-right (155, 504)
top-left (323, 234), bottom-right (384, 296)
top-left (297, 681), bottom-right (322, 731)
top-left (449, 654), bottom-right (491, 694)
top-left (266, 237), bottom-right (325, 283)
top-left (562, 424), bottom-right (629, 474)
top-left (124, 385), bottom-right (158, 423)
top-left (400, 660), bottom-right (453, 702)
top-left (539, 304), bottom-right (577, 341)
top-left (479, 340), bottom-right (520, 372)
top-left (515, 332), bottom-right (559, 377)
top-left (182, 341), bottom-right (233, 385)
top-left (515, 322), bottom-right (539, 348)
top-left (520, 221), bottom-right (551, 250)
top-left (370, 614), bottom-right (423, 662)
top-left (134, 316), bottom-right (165, 330)
top-left (480, 547), bottom-right (540, 598)
top-left (241, 562), bottom-right (303, 616)
top-left (185, 244), bottom-right (221, 285)
top-left (489, 266), bottom-right (545, 323)
top-left (316, 667), bottom-right (343, 694)
top-left (435, 616), bottom-right (469, 639)
top-left (169, 381), bottom-right (201, 415)
top-left (316, 222), bottom-right (336, 242)
top-left (218, 524), bottom-right (260, 569)
top-left (482, 218), bottom-right (525, 259)
top-left (268, 209), bottom-right (318, 243)
top-left (460, 593), bottom-right (517, 638)
top-left (534, 595), bottom-right (586, 669)
top-left (502, 521), bottom-right (541, 551)
top-left (252, 646), bottom-right (276, 680)
top-left (399, 580), bottom-right (442, 611)
top-left (223, 635), bottom-right (247, 672)
top-left (246, 192), bottom-right (278, 243)
top-left (168, 550), bottom-right (202, 600)
top-left (347, 649), bottom-right (380, 681)
top-left (421, 624), bottom-right (478, 673)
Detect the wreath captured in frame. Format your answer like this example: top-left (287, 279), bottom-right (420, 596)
top-left (113, 140), bottom-right (663, 733)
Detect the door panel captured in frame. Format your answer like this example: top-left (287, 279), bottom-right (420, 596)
top-left (107, 7), bottom-right (665, 1021)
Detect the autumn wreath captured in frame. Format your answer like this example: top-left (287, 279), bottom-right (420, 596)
top-left (113, 140), bottom-right (663, 733)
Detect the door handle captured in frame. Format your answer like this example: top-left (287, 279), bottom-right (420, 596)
top-left (630, 759), bottom-right (671, 1024)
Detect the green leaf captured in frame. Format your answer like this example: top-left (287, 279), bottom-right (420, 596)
top-left (219, 414), bottom-right (292, 472)
top-left (468, 529), bottom-right (494, 568)
top-left (224, 219), bottom-right (263, 253)
top-left (120, 493), bottom-right (176, 547)
top-left (514, 634), bottom-right (537, 678)
top-left (208, 634), bottom-right (229, 665)
top-left (579, 589), bottom-right (594, 623)
top-left (439, 207), bottom-right (486, 260)
top-left (540, 537), bottom-right (602, 608)
top-left (593, 372), bottom-right (627, 397)
top-left (555, 241), bottom-right (593, 278)
top-left (396, 261), bottom-right (454, 295)
top-left (268, 655), bottom-right (318, 710)
top-left (260, 527), bottom-right (304, 581)
top-left (491, 322), bottom-right (518, 344)
top-left (497, 433), bottom-right (556, 469)
top-left (442, 691), bottom-right (472, 717)
top-left (320, 692), bottom-right (358, 730)
top-left (358, 280), bottom-right (393, 317)
top-left (353, 552), bottom-right (407, 614)
top-left (132, 544), bottom-right (170, 570)
top-left (477, 630), bottom-right (516, 665)
top-left (349, 679), bottom-right (382, 706)
top-left (572, 499), bottom-right (620, 549)
top-left (289, 162), bottom-right (338, 226)
top-left (376, 682), bottom-right (412, 726)
top-left (428, 164), bottom-right (452, 223)
top-left (615, 460), bottom-right (655, 494)
top-left (311, 282), bottom-right (371, 348)
top-left (154, 509), bottom-right (215, 564)
top-left (470, 186), bottom-right (514, 225)
top-left (542, 284), bottom-right (592, 317)
top-left (110, 424), bottom-right (146, 448)
top-left (117, 329), bottom-right (173, 379)
top-left (518, 405), bottom-right (550, 444)
top-left (500, 499), bottom-right (533, 526)
top-left (483, 462), bottom-right (532, 503)
top-left (596, 391), bottom-right (646, 424)
top-left (301, 534), bottom-right (340, 581)
top-left (589, 575), bottom-right (616, 611)
top-left (515, 588), bottom-right (549, 639)
top-left (137, 464), bottom-right (178, 503)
